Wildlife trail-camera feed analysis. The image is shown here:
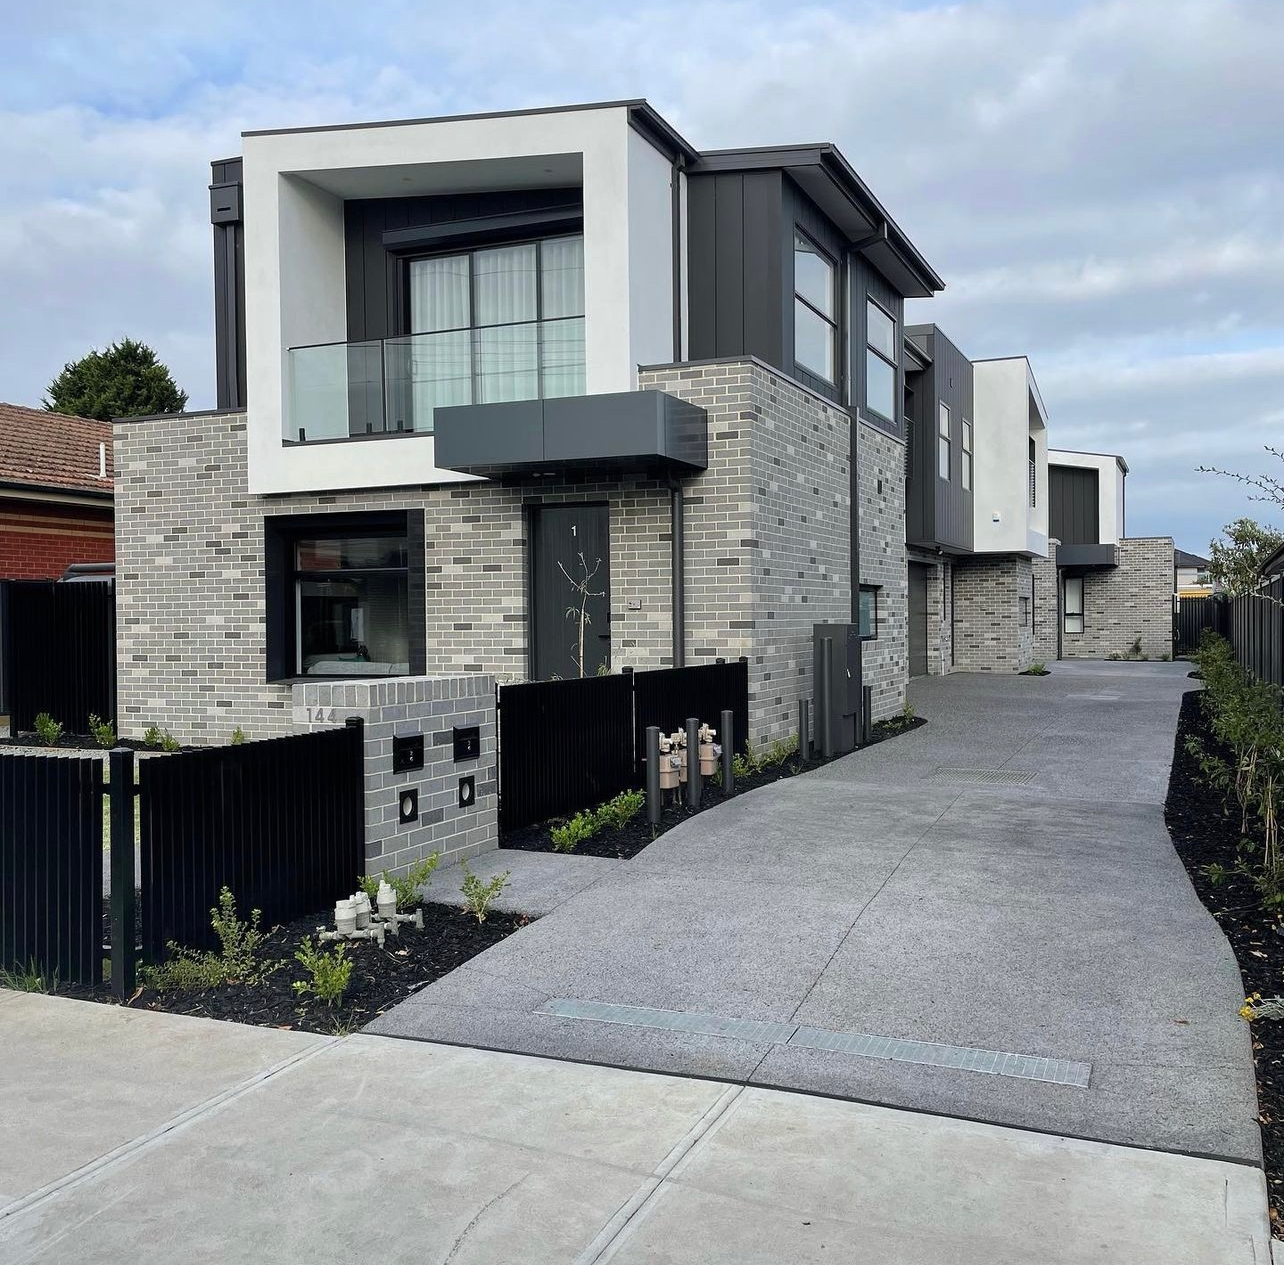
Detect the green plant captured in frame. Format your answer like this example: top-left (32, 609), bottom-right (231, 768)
top-left (760, 734), bottom-right (799, 767)
top-left (1129, 636), bottom-right (1143, 657)
top-left (595, 789), bottom-right (645, 830)
top-left (87, 713), bottom-right (116, 748)
top-left (230, 727), bottom-right (246, 745)
top-left (1107, 652), bottom-right (1121, 661)
top-left (460, 862), bottom-right (509, 923)
top-left (359, 853), bottom-right (441, 912)
top-left (1242, 992), bottom-right (1284, 1022)
top-left (1204, 862), bottom-right (1229, 886)
top-left (0, 958), bottom-right (58, 992)
top-left (731, 751), bottom-right (756, 780)
top-left (142, 887), bottom-right (268, 991)
top-left (1160, 653), bottom-right (1171, 662)
top-left (292, 937), bottom-right (353, 1006)
top-left (159, 730), bottom-right (181, 752)
top-left (356, 873), bottom-right (380, 901)
top-left (44, 337), bottom-right (188, 421)
top-left (33, 712), bottom-right (63, 746)
top-left (551, 810), bottom-right (598, 853)
top-left (142, 725), bottom-right (163, 749)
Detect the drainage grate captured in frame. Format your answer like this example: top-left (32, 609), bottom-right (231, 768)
top-left (932, 767), bottom-right (1037, 787)
top-left (537, 999), bottom-right (1090, 1088)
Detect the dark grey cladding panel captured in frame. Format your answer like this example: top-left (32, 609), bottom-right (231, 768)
top-left (1057, 542), bottom-right (1117, 571)
top-left (434, 390), bottom-right (708, 478)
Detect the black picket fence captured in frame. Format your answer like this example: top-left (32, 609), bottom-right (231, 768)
top-left (0, 754), bottom-right (103, 985)
top-left (1226, 577), bottom-right (1284, 689)
top-left (498, 659), bottom-right (749, 830)
top-left (3, 579), bottom-right (116, 735)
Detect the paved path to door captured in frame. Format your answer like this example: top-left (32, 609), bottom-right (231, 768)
top-left (374, 661), bottom-right (1260, 1164)
top-left (0, 993), bottom-right (1268, 1263)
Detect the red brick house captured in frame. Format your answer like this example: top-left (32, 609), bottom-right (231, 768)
top-left (0, 402), bottom-right (113, 579)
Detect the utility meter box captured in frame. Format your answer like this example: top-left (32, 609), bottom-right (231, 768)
top-left (812, 622), bottom-right (864, 755)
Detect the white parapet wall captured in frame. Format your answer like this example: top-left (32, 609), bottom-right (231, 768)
top-left (292, 675), bottom-right (497, 875)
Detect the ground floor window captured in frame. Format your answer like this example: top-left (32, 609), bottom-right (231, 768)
top-left (265, 511), bottom-right (424, 681)
top-left (1064, 575), bottom-right (1084, 634)
top-left (859, 584), bottom-right (880, 639)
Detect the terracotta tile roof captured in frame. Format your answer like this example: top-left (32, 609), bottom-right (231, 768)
top-left (0, 402), bottom-right (113, 496)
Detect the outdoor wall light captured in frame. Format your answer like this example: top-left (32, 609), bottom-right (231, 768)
top-left (458, 775), bottom-right (475, 809)
top-left (399, 787), bottom-right (419, 824)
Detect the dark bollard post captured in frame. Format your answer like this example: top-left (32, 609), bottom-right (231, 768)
top-left (645, 725), bottom-right (662, 827)
top-left (685, 716), bottom-right (702, 808)
top-left (109, 746), bottom-right (136, 1000)
top-left (720, 708), bottom-right (734, 793)
top-left (819, 637), bottom-right (834, 760)
top-left (862, 684), bottom-right (874, 748)
top-left (798, 699), bottom-right (810, 765)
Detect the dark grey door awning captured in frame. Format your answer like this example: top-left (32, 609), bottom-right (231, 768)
top-left (434, 390), bottom-right (708, 479)
top-left (1057, 542), bottom-right (1118, 571)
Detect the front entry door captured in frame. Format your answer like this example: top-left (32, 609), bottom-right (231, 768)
top-left (908, 562), bottom-right (929, 677)
top-left (531, 504), bottom-right (611, 680)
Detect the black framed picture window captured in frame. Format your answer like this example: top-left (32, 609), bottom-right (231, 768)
top-left (793, 231), bottom-right (837, 383)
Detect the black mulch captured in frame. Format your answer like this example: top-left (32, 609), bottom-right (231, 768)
top-left (0, 734), bottom-right (195, 753)
top-left (1165, 688), bottom-right (1284, 1222)
top-left (504, 714), bottom-right (928, 860)
top-left (60, 902), bottom-right (527, 1036)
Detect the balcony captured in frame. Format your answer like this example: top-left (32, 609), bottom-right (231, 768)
top-left (285, 317), bottom-right (586, 444)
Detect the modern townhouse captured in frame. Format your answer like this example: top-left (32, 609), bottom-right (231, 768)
top-left (115, 100), bottom-right (946, 747)
top-left (1048, 448), bottom-right (1173, 659)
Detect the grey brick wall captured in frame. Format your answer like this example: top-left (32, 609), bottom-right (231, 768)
top-left (907, 548), bottom-right (954, 676)
top-left (857, 422), bottom-right (908, 716)
top-left (1032, 544), bottom-right (1059, 664)
top-left (294, 675), bottom-right (497, 873)
top-left (1062, 537), bottom-right (1174, 659)
top-left (952, 555), bottom-right (1035, 672)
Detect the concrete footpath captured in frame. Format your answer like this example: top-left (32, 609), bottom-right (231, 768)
top-left (0, 992), bottom-right (1269, 1264)
top-left (378, 661), bottom-right (1261, 1164)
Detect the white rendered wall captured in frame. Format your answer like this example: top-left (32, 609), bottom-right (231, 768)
top-left (1048, 448), bottom-right (1127, 545)
top-left (242, 106), bottom-right (650, 495)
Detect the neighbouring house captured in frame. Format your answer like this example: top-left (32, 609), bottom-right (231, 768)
top-left (1048, 448), bottom-right (1173, 659)
top-left (0, 402), bottom-right (113, 579)
top-left (1175, 548), bottom-right (1213, 596)
top-left (114, 100), bottom-right (947, 748)
top-left (903, 328), bottom-right (1051, 674)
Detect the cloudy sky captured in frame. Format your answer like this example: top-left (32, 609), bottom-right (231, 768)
top-left (2, 0), bottom-right (1280, 552)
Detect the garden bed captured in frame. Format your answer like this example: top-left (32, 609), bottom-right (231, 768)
top-left (504, 713), bottom-right (927, 860)
top-left (59, 900), bottom-right (527, 1036)
top-left (1165, 688), bottom-right (1284, 1219)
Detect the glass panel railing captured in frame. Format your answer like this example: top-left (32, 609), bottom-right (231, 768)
top-left (286, 317), bottom-right (588, 443)
top-left (286, 339), bottom-right (384, 443)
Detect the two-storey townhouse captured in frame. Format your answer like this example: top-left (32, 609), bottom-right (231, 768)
top-left (114, 101), bottom-right (944, 746)
top-left (1048, 449), bottom-right (1173, 658)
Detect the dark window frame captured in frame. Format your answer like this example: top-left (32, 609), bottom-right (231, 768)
top-left (1063, 575), bottom-right (1084, 634)
top-left (961, 418), bottom-right (973, 491)
top-left (264, 510), bottom-right (425, 683)
top-left (863, 295), bottom-right (898, 424)
top-left (938, 401), bottom-right (951, 482)
top-left (792, 227), bottom-right (838, 385)
top-left (859, 583), bottom-right (880, 641)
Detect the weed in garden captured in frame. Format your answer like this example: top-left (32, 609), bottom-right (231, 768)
top-left (1204, 861), bottom-right (1229, 886)
top-left (1022, 662), bottom-right (1050, 676)
top-left (292, 937), bottom-right (353, 1006)
top-left (1130, 636), bottom-right (1143, 657)
top-left (1242, 993), bottom-right (1284, 1022)
top-left (357, 853), bottom-right (441, 912)
top-left (461, 862), bottom-right (509, 923)
top-left (142, 887), bottom-right (270, 991)
top-left (33, 713), bottom-right (63, 746)
top-left (0, 959), bottom-right (57, 992)
top-left (87, 713), bottom-right (116, 748)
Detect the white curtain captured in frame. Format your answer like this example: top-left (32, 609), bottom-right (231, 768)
top-left (474, 244), bottom-right (537, 326)
top-left (540, 236), bottom-right (584, 318)
top-left (409, 254), bottom-right (470, 333)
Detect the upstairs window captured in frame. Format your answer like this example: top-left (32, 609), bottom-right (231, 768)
top-left (865, 299), bottom-right (897, 422)
top-left (793, 231), bottom-right (836, 383)
top-left (961, 419), bottom-right (973, 491)
top-left (938, 402), bottom-right (951, 480)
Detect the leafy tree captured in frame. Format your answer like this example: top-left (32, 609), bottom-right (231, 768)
top-left (1206, 518), bottom-right (1284, 596)
top-left (44, 338), bottom-right (187, 421)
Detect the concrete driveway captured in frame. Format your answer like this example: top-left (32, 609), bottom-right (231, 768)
top-left (375, 661), bottom-right (1261, 1164)
top-left (0, 993), bottom-right (1269, 1264)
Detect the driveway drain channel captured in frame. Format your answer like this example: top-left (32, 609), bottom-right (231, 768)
top-left (537, 1000), bottom-right (1090, 1087)
top-left (932, 767), bottom-right (1038, 786)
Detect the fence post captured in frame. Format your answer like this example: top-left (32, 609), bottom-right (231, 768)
top-left (645, 726), bottom-right (662, 827)
top-left (798, 699), bottom-right (810, 765)
top-left (109, 746), bottom-right (136, 1000)
top-left (685, 716), bottom-right (701, 808)
top-left (819, 637), bottom-right (834, 760)
top-left (720, 708), bottom-right (734, 792)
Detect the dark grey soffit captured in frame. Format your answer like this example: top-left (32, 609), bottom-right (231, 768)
top-left (1057, 542), bottom-right (1118, 571)
top-left (434, 390), bottom-right (708, 479)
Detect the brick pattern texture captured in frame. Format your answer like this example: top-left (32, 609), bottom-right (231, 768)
top-left (294, 676), bottom-right (497, 873)
top-left (1062, 537), bottom-right (1174, 660)
top-left (906, 548), bottom-right (954, 676)
top-left (952, 555), bottom-right (1035, 672)
top-left (1032, 544), bottom-right (1059, 664)
top-left (0, 500), bottom-right (113, 579)
top-left (115, 358), bottom-right (907, 746)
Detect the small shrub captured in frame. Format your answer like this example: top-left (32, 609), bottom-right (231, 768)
top-left (1129, 636), bottom-right (1143, 657)
top-left (87, 713), bottom-right (116, 748)
top-left (359, 853), bottom-right (441, 912)
top-left (731, 751), bottom-right (757, 780)
top-left (159, 730), bottom-right (181, 752)
top-left (461, 862), bottom-right (509, 923)
top-left (292, 937), bottom-right (352, 1006)
top-left (1022, 662), bottom-right (1050, 677)
top-left (595, 789), bottom-right (644, 831)
top-left (1106, 652), bottom-right (1121, 661)
top-left (551, 811), bottom-right (598, 853)
top-left (142, 725), bottom-right (163, 749)
top-left (759, 734), bottom-right (799, 767)
top-left (356, 873), bottom-right (380, 901)
top-left (33, 712), bottom-right (63, 746)
top-left (1160, 653), bottom-right (1171, 662)
top-left (1204, 861), bottom-right (1229, 886)
top-left (144, 887), bottom-right (268, 991)
top-left (230, 727), bottom-right (247, 745)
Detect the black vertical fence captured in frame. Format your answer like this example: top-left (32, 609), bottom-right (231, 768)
top-left (0, 754), bottom-right (103, 985)
top-left (4, 580), bottom-right (116, 735)
top-left (498, 660), bottom-right (750, 830)
top-left (1226, 578), bottom-right (1284, 688)
top-left (1174, 596), bottom-right (1222, 657)
top-left (138, 722), bottom-right (366, 958)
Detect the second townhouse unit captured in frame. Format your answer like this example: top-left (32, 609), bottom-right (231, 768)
top-left (115, 99), bottom-right (949, 746)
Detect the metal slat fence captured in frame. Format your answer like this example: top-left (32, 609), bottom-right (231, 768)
top-left (4, 580), bottom-right (116, 734)
top-left (0, 754), bottom-right (102, 984)
top-left (1227, 577), bottom-right (1284, 688)
top-left (138, 722), bottom-right (365, 958)
top-left (632, 660), bottom-right (749, 768)
top-left (1174, 595), bottom-right (1223, 657)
